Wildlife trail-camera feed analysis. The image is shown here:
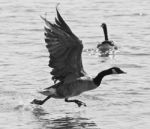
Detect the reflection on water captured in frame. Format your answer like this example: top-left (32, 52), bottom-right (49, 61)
top-left (83, 48), bottom-right (116, 63)
top-left (32, 107), bottom-right (99, 129)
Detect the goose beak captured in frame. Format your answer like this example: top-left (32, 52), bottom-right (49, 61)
top-left (101, 24), bottom-right (104, 28)
top-left (101, 23), bottom-right (106, 28)
top-left (121, 71), bottom-right (126, 74)
top-left (119, 69), bottom-right (126, 74)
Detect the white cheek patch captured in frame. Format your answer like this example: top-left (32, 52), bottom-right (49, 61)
top-left (112, 69), bottom-right (118, 74)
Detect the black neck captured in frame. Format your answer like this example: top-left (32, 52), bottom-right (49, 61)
top-left (102, 24), bottom-right (108, 41)
top-left (93, 69), bottom-right (111, 86)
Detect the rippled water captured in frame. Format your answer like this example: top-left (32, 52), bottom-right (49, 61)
top-left (0, 0), bottom-right (150, 128)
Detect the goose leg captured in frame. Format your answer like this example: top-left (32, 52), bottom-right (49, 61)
top-left (65, 98), bottom-right (86, 107)
top-left (31, 96), bottom-right (51, 105)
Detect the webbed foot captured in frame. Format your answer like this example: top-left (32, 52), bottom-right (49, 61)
top-left (75, 100), bottom-right (87, 107)
top-left (31, 99), bottom-right (44, 105)
top-left (65, 98), bottom-right (87, 107)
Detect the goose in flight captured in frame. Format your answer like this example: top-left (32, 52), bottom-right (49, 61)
top-left (31, 8), bottom-right (125, 107)
top-left (97, 23), bottom-right (118, 56)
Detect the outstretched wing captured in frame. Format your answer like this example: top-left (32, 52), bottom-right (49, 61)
top-left (41, 8), bottom-right (86, 83)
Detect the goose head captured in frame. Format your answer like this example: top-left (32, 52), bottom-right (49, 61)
top-left (109, 67), bottom-right (126, 74)
top-left (93, 67), bottom-right (126, 86)
top-left (101, 67), bottom-right (126, 76)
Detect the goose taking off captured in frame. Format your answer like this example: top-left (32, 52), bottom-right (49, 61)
top-left (97, 23), bottom-right (118, 56)
top-left (31, 8), bottom-right (125, 107)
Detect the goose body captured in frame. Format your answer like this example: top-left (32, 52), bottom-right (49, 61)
top-left (31, 7), bottom-right (125, 107)
top-left (39, 76), bottom-right (96, 99)
top-left (97, 23), bottom-right (118, 56)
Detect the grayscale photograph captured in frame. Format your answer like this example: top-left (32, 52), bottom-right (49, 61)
top-left (0, 0), bottom-right (150, 129)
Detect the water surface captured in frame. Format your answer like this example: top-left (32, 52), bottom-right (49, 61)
top-left (0, 0), bottom-right (150, 128)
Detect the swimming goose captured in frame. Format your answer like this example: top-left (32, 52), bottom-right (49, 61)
top-left (31, 8), bottom-right (125, 107)
top-left (97, 23), bottom-right (118, 56)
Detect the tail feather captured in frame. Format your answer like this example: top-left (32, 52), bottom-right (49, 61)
top-left (38, 88), bottom-right (56, 96)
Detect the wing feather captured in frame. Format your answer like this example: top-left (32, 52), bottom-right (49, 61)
top-left (55, 8), bottom-right (73, 35)
top-left (41, 8), bottom-right (86, 83)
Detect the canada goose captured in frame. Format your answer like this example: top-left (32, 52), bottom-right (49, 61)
top-left (97, 23), bottom-right (118, 56)
top-left (31, 8), bottom-right (125, 107)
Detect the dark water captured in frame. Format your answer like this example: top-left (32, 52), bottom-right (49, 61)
top-left (0, 0), bottom-right (150, 128)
